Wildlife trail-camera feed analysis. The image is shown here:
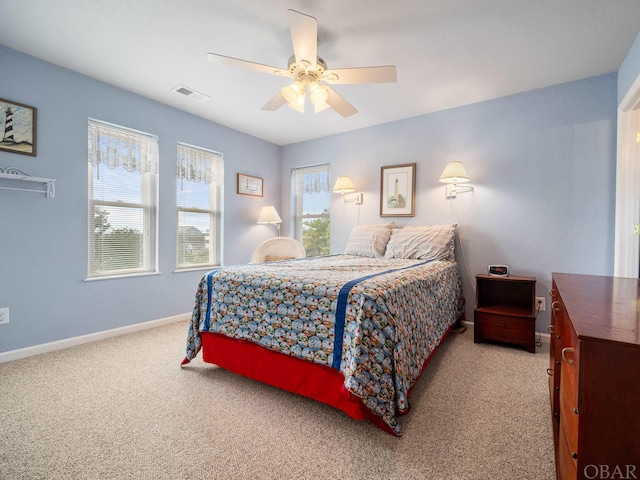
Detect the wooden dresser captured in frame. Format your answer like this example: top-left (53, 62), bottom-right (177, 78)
top-left (549, 273), bottom-right (640, 480)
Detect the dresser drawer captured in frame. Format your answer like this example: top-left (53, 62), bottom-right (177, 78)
top-left (559, 364), bottom-right (579, 458)
top-left (558, 420), bottom-right (578, 480)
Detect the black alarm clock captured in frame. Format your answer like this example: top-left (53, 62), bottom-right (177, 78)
top-left (488, 265), bottom-right (509, 276)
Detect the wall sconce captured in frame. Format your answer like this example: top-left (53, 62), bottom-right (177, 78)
top-left (333, 176), bottom-right (363, 204)
top-left (439, 161), bottom-right (474, 198)
top-left (257, 205), bottom-right (282, 236)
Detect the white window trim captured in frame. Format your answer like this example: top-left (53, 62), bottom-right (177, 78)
top-left (176, 143), bottom-right (224, 270)
top-left (87, 120), bottom-right (159, 279)
top-left (291, 164), bottom-right (330, 254)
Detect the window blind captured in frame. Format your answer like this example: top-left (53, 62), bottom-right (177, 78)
top-left (176, 143), bottom-right (223, 269)
top-left (88, 120), bottom-right (158, 278)
top-left (291, 164), bottom-right (330, 256)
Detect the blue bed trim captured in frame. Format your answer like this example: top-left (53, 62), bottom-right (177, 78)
top-left (331, 259), bottom-right (433, 370)
top-left (202, 269), bottom-right (219, 332)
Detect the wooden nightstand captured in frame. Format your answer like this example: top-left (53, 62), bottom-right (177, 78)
top-left (473, 274), bottom-right (536, 352)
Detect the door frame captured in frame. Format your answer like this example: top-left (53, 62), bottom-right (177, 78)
top-left (614, 74), bottom-right (640, 278)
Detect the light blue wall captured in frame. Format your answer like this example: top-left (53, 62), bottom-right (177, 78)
top-left (618, 32), bottom-right (640, 105)
top-left (0, 46), bottom-right (281, 353)
top-left (281, 74), bottom-right (618, 331)
top-left (0, 44), bottom-right (619, 352)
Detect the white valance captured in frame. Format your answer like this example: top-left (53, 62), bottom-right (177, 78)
top-left (292, 163), bottom-right (330, 194)
top-left (177, 143), bottom-right (223, 184)
top-left (88, 120), bottom-right (159, 174)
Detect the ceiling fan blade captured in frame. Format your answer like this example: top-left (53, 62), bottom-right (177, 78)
top-left (207, 53), bottom-right (290, 77)
top-left (261, 92), bottom-right (287, 111)
top-left (323, 65), bottom-right (397, 84)
top-left (325, 87), bottom-right (358, 118)
top-left (288, 10), bottom-right (318, 69)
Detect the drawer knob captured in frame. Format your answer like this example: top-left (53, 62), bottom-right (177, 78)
top-left (551, 301), bottom-right (560, 312)
top-left (562, 347), bottom-right (575, 365)
top-left (546, 368), bottom-right (553, 376)
top-left (548, 325), bottom-right (554, 334)
top-left (571, 452), bottom-right (578, 459)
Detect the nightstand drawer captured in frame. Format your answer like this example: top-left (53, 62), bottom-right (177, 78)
top-left (474, 311), bottom-right (534, 343)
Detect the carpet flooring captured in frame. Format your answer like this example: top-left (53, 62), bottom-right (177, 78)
top-left (0, 320), bottom-right (555, 479)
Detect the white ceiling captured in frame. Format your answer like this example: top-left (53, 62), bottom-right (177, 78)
top-left (1, 0), bottom-right (639, 146)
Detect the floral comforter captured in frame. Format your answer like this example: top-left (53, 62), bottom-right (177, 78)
top-left (184, 255), bottom-right (464, 434)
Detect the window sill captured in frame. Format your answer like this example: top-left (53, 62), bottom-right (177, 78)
top-left (174, 265), bottom-right (220, 274)
top-left (84, 271), bottom-right (161, 282)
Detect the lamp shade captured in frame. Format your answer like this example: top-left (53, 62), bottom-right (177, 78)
top-left (257, 205), bottom-right (282, 225)
top-left (439, 161), bottom-right (470, 184)
top-left (333, 176), bottom-right (356, 194)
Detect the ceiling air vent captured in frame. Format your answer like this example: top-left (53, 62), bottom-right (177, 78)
top-left (171, 84), bottom-right (210, 102)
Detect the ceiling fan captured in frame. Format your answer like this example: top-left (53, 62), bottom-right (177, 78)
top-left (207, 9), bottom-right (397, 118)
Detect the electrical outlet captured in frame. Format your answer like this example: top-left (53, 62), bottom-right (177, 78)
top-left (535, 297), bottom-right (546, 311)
top-left (0, 307), bottom-right (9, 325)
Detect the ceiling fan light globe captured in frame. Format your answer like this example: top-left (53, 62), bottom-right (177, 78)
top-left (284, 88), bottom-right (306, 113)
top-left (313, 102), bottom-right (330, 113)
top-left (296, 89), bottom-right (306, 109)
top-left (291, 80), bottom-right (304, 93)
top-left (281, 81), bottom-right (304, 106)
top-left (310, 83), bottom-right (329, 106)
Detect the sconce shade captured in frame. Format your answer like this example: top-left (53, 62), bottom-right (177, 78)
top-left (439, 161), bottom-right (470, 184)
top-left (332, 176), bottom-right (356, 194)
top-left (257, 205), bottom-right (282, 225)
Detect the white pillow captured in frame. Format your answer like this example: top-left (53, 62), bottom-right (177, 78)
top-left (384, 224), bottom-right (456, 261)
top-left (344, 223), bottom-right (395, 257)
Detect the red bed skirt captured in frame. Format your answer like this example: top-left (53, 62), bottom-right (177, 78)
top-left (197, 322), bottom-right (457, 435)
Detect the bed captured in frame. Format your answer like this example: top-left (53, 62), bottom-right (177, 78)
top-left (182, 223), bottom-right (465, 435)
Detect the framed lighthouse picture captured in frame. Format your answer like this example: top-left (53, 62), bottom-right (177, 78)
top-left (0, 98), bottom-right (37, 157)
top-left (380, 163), bottom-right (416, 217)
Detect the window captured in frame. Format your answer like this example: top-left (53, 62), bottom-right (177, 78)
top-left (291, 164), bottom-right (330, 256)
top-left (87, 120), bottom-right (159, 278)
top-left (176, 143), bottom-right (223, 269)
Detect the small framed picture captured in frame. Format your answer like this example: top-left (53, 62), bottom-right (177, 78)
top-left (380, 163), bottom-right (416, 217)
top-left (237, 173), bottom-right (263, 197)
top-left (0, 98), bottom-right (37, 156)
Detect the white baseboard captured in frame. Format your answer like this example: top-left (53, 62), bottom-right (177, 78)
top-left (0, 313), bottom-right (190, 364)
top-left (1, 315), bottom-right (549, 364)
top-left (460, 320), bottom-right (551, 345)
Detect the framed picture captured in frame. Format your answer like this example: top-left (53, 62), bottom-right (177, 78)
top-left (380, 163), bottom-right (416, 217)
top-left (0, 98), bottom-right (37, 156)
top-left (237, 173), bottom-right (263, 197)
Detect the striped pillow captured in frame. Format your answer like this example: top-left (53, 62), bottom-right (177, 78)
top-left (384, 224), bottom-right (457, 261)
top-left (344, 223), bottom-right (395, 257)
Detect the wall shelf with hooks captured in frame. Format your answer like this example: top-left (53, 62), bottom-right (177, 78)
top-left (0, 167), bottom-right (56, 198)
